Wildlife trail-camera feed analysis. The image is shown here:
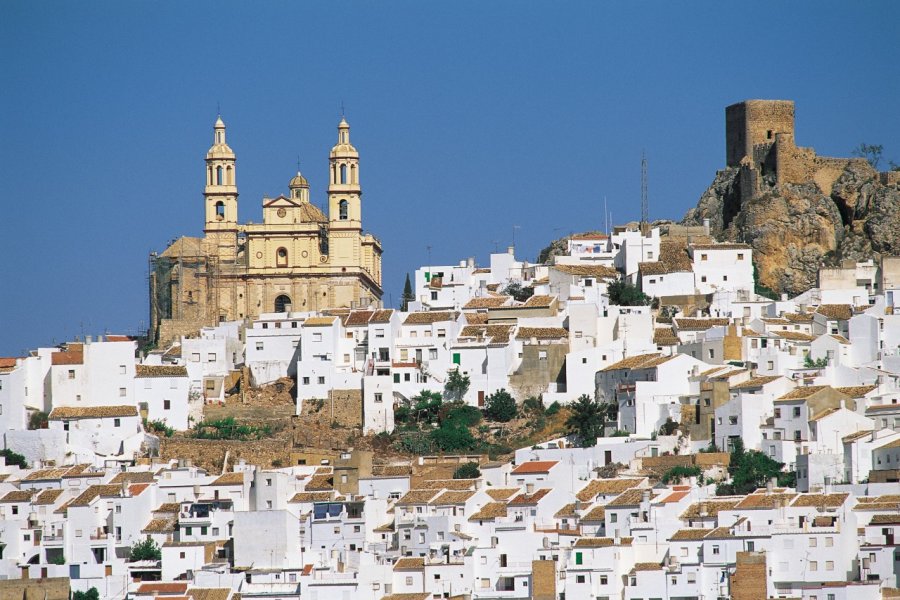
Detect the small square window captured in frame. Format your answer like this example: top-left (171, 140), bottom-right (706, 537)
top-left (68, 369), bottom-right (75, 379)
top-left (163, 400), bottom-right (171, 410)
top-left (119, 387), bottom-right (127, 397)
top-left (113, 418), bottom-right (121, 427)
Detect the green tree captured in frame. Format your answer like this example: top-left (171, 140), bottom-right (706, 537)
top-left (430, 421), bottom-right (476, 452)
top-left (545, 401), bottom-right (561, 416)
top-left (128, 538), bottom-right (162, 562)
top-left (852, 143), bottom-right (883, 169)
top-left (501, 282), bottom-right (535, 302)
top-left (484, 389), bottom-right (517, 422)
top-left (565, 394), bottom-right (605, 447)
top-left (441, 404), bottom-right (482, 428)
top-left (48, 553), bottom-right (66, 565)
top-left (717, 438), bottom-right (793, 496)
top-left (660, 465), bottom-right (701, 484)
top-left (606, 280), bottom-right (650, 306)
top-left (73, 589), bottom-right (100, 600)
top-left (0, 448), bottom-right (28, 469)
top-left (521, 396), bottom-right (545, 416)
top-left (400, 273), bottom-right (414, 311)
top-left (28, 411), bottom-right (48, 430)
top-left (410, 390), bottom-right (443, 424)
top-left (453, 462), bottom-right (481, 479)
top-left (443, 369), bottom-right (470, 404)
top-left (658, 417), bottom-right (679, 436)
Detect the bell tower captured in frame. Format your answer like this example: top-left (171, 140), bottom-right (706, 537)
top-left (327, 118), bottom-right (361, 229)
top-left (204, 116), bottom-right (239, 233)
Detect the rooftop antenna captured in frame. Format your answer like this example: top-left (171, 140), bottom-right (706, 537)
top-left (604, 196), bottom-right (609, 237)
top-left (297, 155), bottom-right (301, 172)
top-left (512, 225), bottom-right (521, 251)
top-left (340, 100), bottom-right (345, 118)
top-left (217, 101), bottom-right (220, 117)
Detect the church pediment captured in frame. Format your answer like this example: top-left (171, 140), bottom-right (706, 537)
top-left (263, 195), bottom-right (303, 208)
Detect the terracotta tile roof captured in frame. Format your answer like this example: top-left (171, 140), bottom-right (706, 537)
top-left (659, 490), bottom-right (690, 503)
top-left (809, 407), bottom-right (841, 422)
top-left (734, 492), bottom-right (798, 509)
top-left (61, 464), bottom-right (97, 478)
top-left (670, 528), bottom-right (711, 541)
top-left (524, 295), bottom-right (555, 308)
top-left (464, 312), bottom-right (489, 325)
top-left (186, 590), bottom-right (231, 600)
top-left (816, 304), bottom-right (853, 320)
top-left (554, 503), bottom-right (578, 518)
top-left (783, 312), bottom-right (814, 322)
top-left (110, 471), bottom-right (157, 484)
top-left (393, 557), bottom-right (425, 570)
top-left (674, 317), bottom-right (731, 331)
top-left (569, 232), bottom-right (608, 240)
top-left (680, 499), bottom-right (740, 519)
top-left (653, 327), bottom-right (679, 345)
top-left (210, 472), bottom-right (246, 486)
top-left (867, 403), bottom-right (900, 412)
top-left (369, 309), bottom-right (394, 323)
top-left (690, 243), bottom-right (752, 251)
top-left (155, 502), bottom-right (181, 513)
top-left (303, 316), bottom-right (337, 327)
top-left (464, 296), bottom-right (511, 309)
top-left (305, 473), bottom-right (334, 491)
top-left (397, 489), bottom-right (441, 505)
top-left (484, 488), bottom-right (519, 501)
top-left (580, 505), bottom-right (606, 521)
top-left (430, 490), bottom-right (476, 505)
top-left (459, 324), bottom-right (515, 343)
top-left (553, 264), bottom-right (619, 279)
top-left (371, 464), bottom-right (412, 477)
top-left (49, 405), bottom-right (138, 419)
top-left (791, 493), bottom-right (849, 508)
top-left (373, 520), bottom-right (394, 532)
top-left (601, 352), bottom-right (673, 371)
top-left (606, 488), bottom-right (654, 508)
top-left (835, 385), bottom-right (877, 398)
top-left (469, 501), bottom-right (507, 520)
top-left (842, 430), bottom-right (873, 443)
top-left (0, 490), bottom-right (35, 503)
top-left (51, 350), bottom-right (84, 365)
top-left (509, 488), bottom-right (551, 505)
top-left (869, 514), bottom-right (900, 525)
top-left (573, 537), bottom-right (615, 548)
top-left (731, 376), bottom-right (783, 390)
top-left (142, 515), bottom-right (178, 533)
top-left (776, 385), bottom-right (831, 401)
top-left (404, 311), bottom-right (456, 325)
top-left (576, 478), bottom-right (644, 502)
top-left (136, 364), bottom-right (188, 377)
top-left (22, 467), bottom-right (73, 481)
top-left (137, 583), bottom-right (190, 594)
top-left (289, 492), bottom-right (335, 503)
top-left (343, 310), bottom-right (374, 326)
top-left (516, 327), bottom-right (568, 340)
top-left (511, 461), bottom-right (559, 475)
top-left (418, 479), bottom-right (475, 491)
top-left (473, 268), bottom-right (491, 274)
top-left (69, 484), bottom-right (122, 507)
top-left (773, 331), bottom-right (815, 342)
top-left (380, 595), bottom-right (431, 600)
top-left (632, 561), bottom-right (663, 572)
top-left (32, 489), bottom-right (65, 505)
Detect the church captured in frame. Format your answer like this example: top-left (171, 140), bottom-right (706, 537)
top-left (149, 116), bottom-right (383, 345)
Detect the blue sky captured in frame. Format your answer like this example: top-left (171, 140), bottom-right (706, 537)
top-left (1, 1), bottom-right (898, 355)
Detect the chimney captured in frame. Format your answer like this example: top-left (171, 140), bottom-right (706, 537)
top-left (467, 257), bottom-right (475, 268)
top-left (85, 335), bottom-right (93, 344)
top-left (703, 218), bottom-right (710, 236)
top-left (121, 479), bottom-right (131, 497)
top-left (507, 246), bottom-right (515, 255)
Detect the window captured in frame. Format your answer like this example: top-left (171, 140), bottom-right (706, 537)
top-left (429, 348), bottom-right (438, 360)
top-left (712, 545), bottom-right (720, 555)
top-left (256, 341), bottom-right (264, 351)
top-left (452, 353), bottom-right (460, 365)
top-left (276, 247), bottom-right (288, 267)
top-left (119, 365), bottom-right (126, 374)
top-left (302, 377), bottom-right (310, 385)
top-left (809, 560), bottom-right (818, 571)
top-left (609, 513), bottom-right (617, 523)
top-left (180, 552), bottom-right (186, 559)
top-left (119, 387), bottom-right (127, 397)
top-left (825, 561), bottom-right (834, 571)
top-left (374, 393), bottom-right (383, 403)
top-left (185, 527), bottom-right (192, 535)
top-left (405, 577), bottom-right (413, 586)
top-left (339, 200), bottom-right (349, 220)
top-left (737, 253), bottom-right (744, 260)
top-left (312, 333), bottom-right (323, 342)
top-left (68, 369), bottom-right (76, 379)
top-left (113, 418), bottom-right (121, 427)
top-left (430, 291), bottom-right (438, 301)
top-left (809, 537), bottom-right (817, 547)
top-left (774, 408), bottom-right (781, 418)
top-left (317, 377), bottom-right (325, 385)
top-left (701, 275), bottom-right (707, 283)
top-left (191, 353), bottom-right (200, 362)
top-left (825, 537), bottom-right (833, 547)
top-left (600, 575), bottom-right (608, 585)
top-left (375, 328), bottom-right (385, 338)
top-left (793, 406), bottom-right (801, 417)
top-left (576, 575), bottom-right (585, 584)
top-left (575, 551), bottom-right (582, 565)
top-left (701, 253), bottom-right (708, 261)
top-left (163, 400), bottom-right (171, 410)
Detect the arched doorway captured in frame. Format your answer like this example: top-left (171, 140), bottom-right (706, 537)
top-left (274, 295), bottom-right (292, 313)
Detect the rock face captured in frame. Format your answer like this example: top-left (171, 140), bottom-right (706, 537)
top-left (683, 161), bottom-right (900, 296)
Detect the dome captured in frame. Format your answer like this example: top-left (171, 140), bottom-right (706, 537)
top-left (289, 171), bottom-right (309, 189)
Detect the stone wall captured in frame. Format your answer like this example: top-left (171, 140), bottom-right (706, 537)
top-left (0, 577), bottom-right (70, 600)
top-left (508, 343), bottom-right (568, 400)
top-left (726, 100), bottom-right (795, 167)
top-left (730, 551), bottom-right (767, 600)
top-left (159, 437), bottom-right (291, 472)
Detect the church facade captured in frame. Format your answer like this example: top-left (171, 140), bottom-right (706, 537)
top-left (149, 116), bottom-right (383, 344)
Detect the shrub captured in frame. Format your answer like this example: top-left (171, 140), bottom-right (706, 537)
top-left (145, 419), bottom-right (174, 437)
top-left (48, 553), bottom-right (66, 565)
top-left (501, 282), bottom-right (534, 302)
top-left (545, 401), bottom-right (561, 416)
top-left (610, 430), bottom-right (631, 437)
top-left (660, 465), bottom-right (701, 484)
top-left (430, 421), bottom-right (476, 452)
top-left (565, 395), bottom-right (605, 447)
top-left (443, 369), bottom-right (470, 404)
top-left (443, 404), bottom-right (482, 428)
top-left (129, 538), bottom-right (161, 562)
top-left (0, 448), bottom-right (28, 469)
top-left (73, 590), bottom-right (100, 600)
top-left (521, 396), bottom-right (545, 415)
top-left (607, 280), bottom-right (650, 306)
top-left (193, 417), bottom-right (271, 440)
top-left (658, 417), bottom-right (679, 436)
top-left (28, 411), bottom-right (48, 430)
top-left (453, 462), bottom-right (481, 479)
top-left (484, 389), bottom-right (517, 422)
top-left (716, 438), bottom-right (794, 496)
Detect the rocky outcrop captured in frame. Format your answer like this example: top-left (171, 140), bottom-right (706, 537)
top-left (683, 161), bottom-right (900, 296)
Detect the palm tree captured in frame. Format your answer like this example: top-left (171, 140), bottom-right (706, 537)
top-left (565, 394), bottom-right (605, 447)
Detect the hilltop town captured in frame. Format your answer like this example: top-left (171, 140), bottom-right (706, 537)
top-left (2, 101), bottom-right (900, 600)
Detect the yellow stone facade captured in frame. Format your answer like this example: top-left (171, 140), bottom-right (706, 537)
top-left (149, 117), bottom-right (382, 344)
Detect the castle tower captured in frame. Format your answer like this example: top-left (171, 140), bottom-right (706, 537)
top-left (327, 118), bottom-right (362, 229)
top-left (725, 100), bottom-right (795, 168)
top-left (204, 116), bottom-right (239, 232)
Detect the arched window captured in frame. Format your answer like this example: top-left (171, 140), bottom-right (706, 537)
top-left (339, 200), bottom-right (348, 220)
top-left (276, 247), bottom-right (288, 267)
top-left (274, 295), bottom-right (292, 313)
top-left (216, 166), bottom-right (223, 185)
top-left (215, 201), bottom-right (225, 220)
top-left (217, 131), bottom-right (223, 144)
top-left (340, 164), bottom-right (347, 184)
top-left (226, 165), bottom-right (233, 185)
top-left (350, 164), bottom-right (357, 184)
top-left (208, 166), bottom-right (213, 185)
